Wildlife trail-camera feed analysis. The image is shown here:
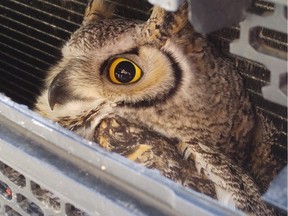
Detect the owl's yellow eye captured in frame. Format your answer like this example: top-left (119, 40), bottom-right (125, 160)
top-left (108, 58), bottom-right (142, 84)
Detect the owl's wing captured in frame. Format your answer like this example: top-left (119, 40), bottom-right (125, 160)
top-left (247, 109), bottom-right (287, 193)
top-left (93, 116), bottom-right (217, 199)
top-left (93, 116), bottom-right (275, 215)
top-left (178, 140), bottom-right (276, 215)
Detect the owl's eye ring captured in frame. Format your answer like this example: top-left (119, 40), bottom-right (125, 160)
top-left (108, 58), bottom-right (142, 84)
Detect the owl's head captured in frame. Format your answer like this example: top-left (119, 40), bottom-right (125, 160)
top-left (36, 0), bottom-right (198, 118)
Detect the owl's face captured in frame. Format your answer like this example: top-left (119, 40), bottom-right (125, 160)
top-left (40, 17), bottom-right (193, 119)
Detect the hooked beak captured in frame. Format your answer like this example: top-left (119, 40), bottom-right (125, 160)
top-left (48, 70), bottom-right (71, 110)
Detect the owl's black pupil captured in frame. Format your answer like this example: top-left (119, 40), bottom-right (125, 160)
top-left (114, 61), bottom-right (135, 83)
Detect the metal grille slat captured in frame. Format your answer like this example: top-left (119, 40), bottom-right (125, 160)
top-left (0, 22), bottom-right (61, 53)
top-left (0, 74), bottom-right (38, 98)
top-left (0, 33), bottom-right (58, 62)
top-left (11, 0), bottom-right (81, 27)
top-left (43, 0), bottom-right (87, 9)
top-left (33, 0), bottom-right (84, 18)
top-left (0, 42), bottom-right (51, 68)
top-left (0, 4), bottom-right (72, 38)
top-left (0, 86), bottom-right (34, 105)
top-left (0, 60), bottom-right (43, 88)
top-left (0, 14), bottom-right (65, 44)
top-left (0, 51), bottom-right (46, 75)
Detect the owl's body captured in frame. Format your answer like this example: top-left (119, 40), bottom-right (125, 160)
top-left (35, 0), bottom-right (275, 215)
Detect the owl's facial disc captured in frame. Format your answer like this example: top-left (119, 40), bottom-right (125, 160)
top-left (47, 46), bottom-right (183, 110)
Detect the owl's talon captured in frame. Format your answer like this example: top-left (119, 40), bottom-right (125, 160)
top-left (183, 147), bottom-right (193, 160)
top-left (177, 142), bottom-right (193, 160)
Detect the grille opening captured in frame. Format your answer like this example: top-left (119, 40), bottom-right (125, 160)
top-left (16, 194), bottom-right (44, 216)
top-left (0, 180), bottom-right (12, 200)
top-left (66, 203), bottom-right (89, 216)
top-left (249, 0), bottom-right (274, 15)
top-left (31, 181), bottom-right (61, 211)
top-left (0, 159), bottom-right (97, 215)
top-left (249, 27), bottom-right (287, 59)
top-left (0, 161), bottom-right (26, 188)
top-left (279, 72), bottom-right (287, 95)
top-left (5, 205), bottom-right (21, 216)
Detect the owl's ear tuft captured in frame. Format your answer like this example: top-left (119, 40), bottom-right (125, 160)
top-left (83, 0), bottom-right (114, 25)
top-left (139, 2), bottom-right (188, 47)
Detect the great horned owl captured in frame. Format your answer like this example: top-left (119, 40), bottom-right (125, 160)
top-left (34, 0), bottom-right (275, 215)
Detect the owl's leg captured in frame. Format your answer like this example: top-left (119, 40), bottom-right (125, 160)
top-left (83, 0), bottom-right (114, 25)
top-left (177, 142), bottom-right (275, 215)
